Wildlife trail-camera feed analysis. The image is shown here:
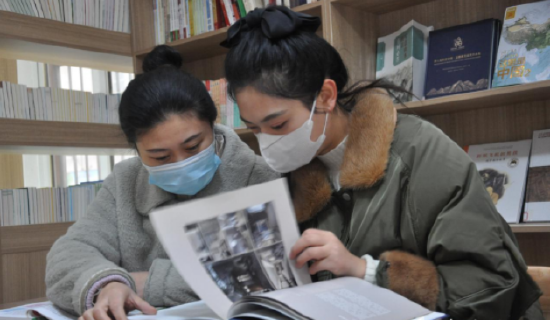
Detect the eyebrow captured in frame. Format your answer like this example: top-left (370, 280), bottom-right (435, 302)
top-left (146, 133), bottom-right (202, 153)
top-left (241, 110), bottom-right (287, 125)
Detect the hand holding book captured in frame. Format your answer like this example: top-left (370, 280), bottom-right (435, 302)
top-left (290, 228), bottom-right (366, 278)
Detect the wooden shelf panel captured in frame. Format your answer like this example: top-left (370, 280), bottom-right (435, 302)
top-left (0, 119), bottom-right (129, 149)
top-left (511, 224), bottom-right (550, 234)
top-left (0, 11), bottom-right (131, 56)
top-left (397, 80), bottom-right (550, 116)
top-left (331, 0), bottom-right (434, 14)
top-left (0, 222), bottom-right (73, 254)
top-left (135, 27), bottom-right (230, 64)
top-left (134, 1), bottom-right (324, 65)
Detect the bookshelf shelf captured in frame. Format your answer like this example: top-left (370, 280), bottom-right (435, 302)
top-left (134, 1), bottom-right (324, 65)
top-left (331, 0), bottom-right (434, 14)
top-left (510, 224), bottom-right (550, 234)
top-left (0, 11), bottom-right (132, 56)
top-left (0, 222), bottom-right (74, 255)
top-left (295, 1), bottom-right (323, 16)
top-left (135, 27), bottom-right (230, 64)
top-left (397, 80), bottom-right (550, 116)
top-left (0, 119), bottom-right (129, 149)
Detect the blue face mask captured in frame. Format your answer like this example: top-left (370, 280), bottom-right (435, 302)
top-left (143, 141), bottom-right (221, 196)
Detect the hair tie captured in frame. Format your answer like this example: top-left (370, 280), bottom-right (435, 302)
top-left (220, 6), bottom-right (321, 48)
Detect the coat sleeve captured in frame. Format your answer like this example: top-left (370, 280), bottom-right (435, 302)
top-left (143, 259), bottom-right (199, 307)
top-left (45, 173), bottom-right (136, 316)
top-left (377, 119), bottom-right (541, 320)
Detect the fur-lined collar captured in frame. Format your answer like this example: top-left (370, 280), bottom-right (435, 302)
top-left (290, 89), bottom-right (397, 222)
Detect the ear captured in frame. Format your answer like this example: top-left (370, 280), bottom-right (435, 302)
top-left (316, 79), bottom-right (338, 113)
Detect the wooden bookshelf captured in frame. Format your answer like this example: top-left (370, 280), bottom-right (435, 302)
top-left (398, 80), bottom-right (550, 116)
top-left (0, 119), bottom-right (129, 149)
top-left (134, 27), bottom-right (230, 66)
top-left (0, 222), bottom-right (73, 304)
top-left (331, 0), bottom-right (434, 13)
top-left (0, 11), bottom-right (132, 56)
top-left (131, 1), bottom-right (325, 74)
top-left (511, 224), bottom-right (550, 234)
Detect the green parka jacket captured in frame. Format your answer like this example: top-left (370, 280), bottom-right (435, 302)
top-left (291, 90), bottom-right (543, 320)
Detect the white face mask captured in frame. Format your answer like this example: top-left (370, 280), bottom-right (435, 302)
top-left (256, 100), bottom-right (328, 173)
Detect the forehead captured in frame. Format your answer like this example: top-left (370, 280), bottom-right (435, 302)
top-left (138, 114), bottom-right (207, 145)
top-left (236, 87), bottom-right (307, 121)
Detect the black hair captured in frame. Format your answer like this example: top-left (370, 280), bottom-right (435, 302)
top-left (119, 45), bottom-right (217, 147)
top-left (224, 6), bottom-right (408, 112)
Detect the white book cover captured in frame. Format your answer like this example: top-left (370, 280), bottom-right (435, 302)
top-left (43, 87), bottom-right (53, 121)
top-left (0, 83), bottom-right (9, 118)
top-left (47, 0), bottom-right (56, 20)
top-left (0, 87), bottom-right (4, 118)
top-left (36, 88), bottom-right (44, 121)
top-left (376, 20), bottom-right (433, 103)
top-left (58, 0), bottom-right (65, 21)
top-left (35, 0), bottom-right (44, 17)
top-left (113, 0), bottom-right (119, 31)
top-left (39, 0), bottom-right (50, 19)
top-left (178, 0), bottom-right (185, 39)
top-left (29, 0), bottom-right (39, 16)
top-left (123, 0), bottom-right (129, 32)
top-left (51, 87), bottom-right (59, 121)
top-left (6, 82), bottom-right (14, 118)
top-left (466, 140), bottom-right (532, 223)
top-left (27, 88), bottom-right (35, 120)
top-left (63, 0), bottom-right (71, 23)
top-left (18, 85), bottom-right (28, 120)
top-left (99, 0), bottom-right (104, 29)
top-left (88, 0), bottom-right (95, 27)
top-left (94, 0), bottom-right (100, 28)
top-left (118, 0), bottom-right (124, 32)
top-left (524, 129), bottom-right (550, 222)
top-left (10, 83), bottom-right (20, 119)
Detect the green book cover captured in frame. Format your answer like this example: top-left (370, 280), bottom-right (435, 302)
top-left (236, 0), bottom-right (246, 17)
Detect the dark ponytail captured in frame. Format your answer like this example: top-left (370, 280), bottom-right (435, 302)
top-left (119, 45), bottom-right (217, 147)
top-left (223, 6), bottom-right (407, 111)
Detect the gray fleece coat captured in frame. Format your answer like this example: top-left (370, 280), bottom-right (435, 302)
top-left (45, 125), bottom-right (278, 316)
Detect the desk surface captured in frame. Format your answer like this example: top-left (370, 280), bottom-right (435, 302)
top-left (0, 298), bottom-right (47, 310)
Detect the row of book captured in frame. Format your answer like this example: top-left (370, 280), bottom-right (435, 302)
top-left (0, 182), bottom-right (102, 226)
top-left (205, 79), bottom-right (245, 129)
top-left (0, 81), bottom-right (121, 124)
top-left (154, 0), bottom-right (317, 44)
top-left (0, 79), bottom-right (245, 129)
top-left (465, 128), bottom-right (550, 224)
top-left (0, 0), bottom-right (130, 33)
top-left (377, 1), bottom-right (550, 102)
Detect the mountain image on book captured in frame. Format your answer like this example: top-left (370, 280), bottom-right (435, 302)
top-left (426, 79), bottom-right (489, 96)
top-left (493, 1), bottom-right (550, 87)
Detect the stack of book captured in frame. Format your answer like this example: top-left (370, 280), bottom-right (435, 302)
top-left (0, 182), bottom-right (103, 226)
top-left (376, 1), bottom-right (550, 101)
top-left (0, 81), bottom-right (121, 124)
top-left (205, 79), bottom-right (245, 129)
top-left (153, 0), bottom-right (318, 44)
top-left (464, 128), bottom-right (550, 224)
top-left (0, 0), bottom-right (130, 33)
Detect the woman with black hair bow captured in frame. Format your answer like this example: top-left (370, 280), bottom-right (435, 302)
top-left (45, 45), bottom-right (278, 320)
top-left (223, 7), bottom-right (543, 320)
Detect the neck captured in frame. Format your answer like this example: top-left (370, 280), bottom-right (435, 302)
top-left (318, 107), bottom-right (350, 156)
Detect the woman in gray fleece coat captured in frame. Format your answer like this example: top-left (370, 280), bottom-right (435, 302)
top-left (45, 46), bottom-right (278, 320)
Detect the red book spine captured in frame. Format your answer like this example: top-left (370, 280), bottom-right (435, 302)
top-left (216, 0), bottom-right (227, 28)
top-left (219, 0), bottom-right (230, 25)
top-left (231, 0), bottom-right (241, 20)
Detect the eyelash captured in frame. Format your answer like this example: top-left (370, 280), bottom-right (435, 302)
top-left (186, 144), bottom-right (200, 151)
top-left (272, 122), bottom-right (287, 130)
top-left (155, 156), bottom-right (169, 161)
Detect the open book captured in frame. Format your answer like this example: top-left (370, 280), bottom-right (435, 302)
top-left (149, 179), bottom-right (447, 320)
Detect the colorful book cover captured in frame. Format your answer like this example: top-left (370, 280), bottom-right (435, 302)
top-left (425, 19), bottom-right (501, 99)
top-left (376, 20), bottom-right (433, 103)
top-left (493, 1), bottom-right (550, 88)
top-left (236, 0), bottom-right (246, 17)
top-left (465, 140), bottom-right (532, 223)
top-left (205, 0), bottom-right (214, 32)
top-left (524, 129), bottom-right (550, 222)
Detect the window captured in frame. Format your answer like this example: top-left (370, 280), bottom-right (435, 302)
top-left (16, 60), bottom-right (136, 188)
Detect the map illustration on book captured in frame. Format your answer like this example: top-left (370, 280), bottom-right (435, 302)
top-left (493, 1), bottom-right (550, 87)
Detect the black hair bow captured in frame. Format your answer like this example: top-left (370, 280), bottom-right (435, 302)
top-left (220, 6), bottom-right (321, 48)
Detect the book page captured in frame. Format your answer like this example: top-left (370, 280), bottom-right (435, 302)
top-left (150, 179), bottom-right (311, 319)
top-left (229, 277), bottom-right (431, 320)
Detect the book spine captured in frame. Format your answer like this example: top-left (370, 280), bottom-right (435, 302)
top-left (211, 0), bottom-right (218, 30)
top-left (236, 0), bottom-right (245, 17)
top-left (205, 0), bottom-right (213, 32)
